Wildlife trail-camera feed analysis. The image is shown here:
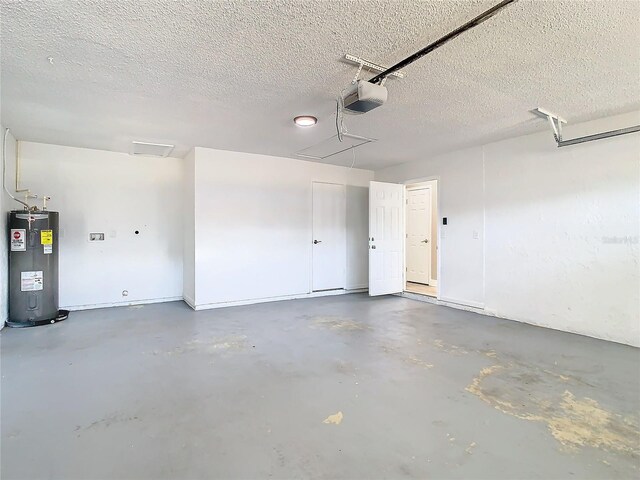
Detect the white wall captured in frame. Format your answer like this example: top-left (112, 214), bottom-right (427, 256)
top-left (0, 130), bottom-right (4, 326)
top-left (182, 148), bottom-right (196, 306)
top-left (189, 147), bottom-right (374, 308)
top-left (393, 146), bottom-right (486, 307)
top-left (376, 111), bottom-right (640, 347)
top-left (14, 142), bottom-right (184, 309)
top-left (0, 127), bottom-right (18, 325)
top-left (346, 185), bottom-right (369, 290)
top-left (5, 140), bottom-right (371, 314)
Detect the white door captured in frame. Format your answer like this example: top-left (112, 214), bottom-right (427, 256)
top-left (369, 181), bottom-right (404, 296)
top-left (406, 187), bottom-right (431, 284)
top-left (312, 182), bottom-right (346, 291)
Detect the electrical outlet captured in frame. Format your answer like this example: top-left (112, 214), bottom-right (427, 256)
top-left (89, 232), bottom-right (105, 241)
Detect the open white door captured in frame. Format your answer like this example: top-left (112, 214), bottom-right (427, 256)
top-left (369, 181), bottom-right (404, 296)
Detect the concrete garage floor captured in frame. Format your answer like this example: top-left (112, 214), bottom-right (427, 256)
top-left (1, 294), bottom-right (639, 479)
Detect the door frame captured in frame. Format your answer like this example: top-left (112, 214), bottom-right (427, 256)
top-left (402, 176), bottom-right (441, 300)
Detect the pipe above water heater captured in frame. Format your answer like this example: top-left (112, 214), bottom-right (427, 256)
top-left (15, 139), bottom-right (29, 194)
top-left (2, 128), bottom-right (30, 209)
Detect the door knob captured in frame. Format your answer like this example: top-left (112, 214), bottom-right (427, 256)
top-left (313, 240), bottom-right (322, 244)
top-left (422, 239), bottom-right (429, 243)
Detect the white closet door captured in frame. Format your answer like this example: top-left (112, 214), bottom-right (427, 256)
top-left (312, 182), bottom-right (346, 291)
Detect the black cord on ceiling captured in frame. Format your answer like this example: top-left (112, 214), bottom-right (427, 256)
top-left (368, 0), bottom-right (518, 85)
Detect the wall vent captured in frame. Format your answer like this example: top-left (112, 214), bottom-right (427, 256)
top-left (130, 141), bottom-right (174, 157)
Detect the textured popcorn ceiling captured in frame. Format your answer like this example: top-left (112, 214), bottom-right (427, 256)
top-left (1, 0), bottom-right (639, 169)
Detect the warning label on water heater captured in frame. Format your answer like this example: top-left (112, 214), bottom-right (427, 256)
top-left (21, 271), bottom-right (43, 292)
top-left (11, 229), bottom-right (26, 251)
top-left (41, 230), bottom-right (53, 245)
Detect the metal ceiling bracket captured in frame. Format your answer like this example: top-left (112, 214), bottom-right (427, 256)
top-left (344, 54), bottom-right (405, 80)
top-left (532, 107), bottom-right (566, 142)
top-left (352, 61), bottom-right (364, 84)
top-left (532, 107), bottom-right (640, 148)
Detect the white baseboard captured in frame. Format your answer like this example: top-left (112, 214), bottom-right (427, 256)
top-left (400, 292), bottom-right (640, 348)
top-left (183, 295), bottom-right (196, 309)
top-left (400, 291), bottom-right (488, 315)
top-left (437, 296), bottom-right (485, 310)
top-left (63, 296), bottom-right (183, 311)
top-left (187, 288), bottom-right (367, 311)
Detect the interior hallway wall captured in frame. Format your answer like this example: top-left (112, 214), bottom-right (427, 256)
top-left (13, 142), bottom-right (184, 309)
top-left (401, 147), bottom-right (486, 307)
top-left (187, 147), bottom-right (374, 308)
top-left (376, 111), bottom-right (640, 347)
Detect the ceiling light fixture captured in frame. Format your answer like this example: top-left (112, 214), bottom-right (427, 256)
top-left (294, 116), bottom-right (317, 127)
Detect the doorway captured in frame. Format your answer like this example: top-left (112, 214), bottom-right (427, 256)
top-left (312, 182), bottom-right (346, 292)
top-left (405, 181), bottom-right (438, 298)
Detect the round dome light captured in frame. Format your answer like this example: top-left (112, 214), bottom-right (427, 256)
top-left (293, 115), bottom-right (317, 127)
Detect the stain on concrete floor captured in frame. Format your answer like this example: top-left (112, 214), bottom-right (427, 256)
top-left (380, 344), bottom-right (435, 370)
top-left (74, 413), bottom-right (141, 434)
top-left (2, 295), bottom-right (639, 479)
top-left (432, 338), bottom-right (469, 355)
top-left (466, 358), bottom-right (640, 458)
top-left (165, 335), bottom-right (248, 355)
top-left (323, 411), bottom-right (344, 425)
top-left (308, 315), bottom-right (370, 331)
